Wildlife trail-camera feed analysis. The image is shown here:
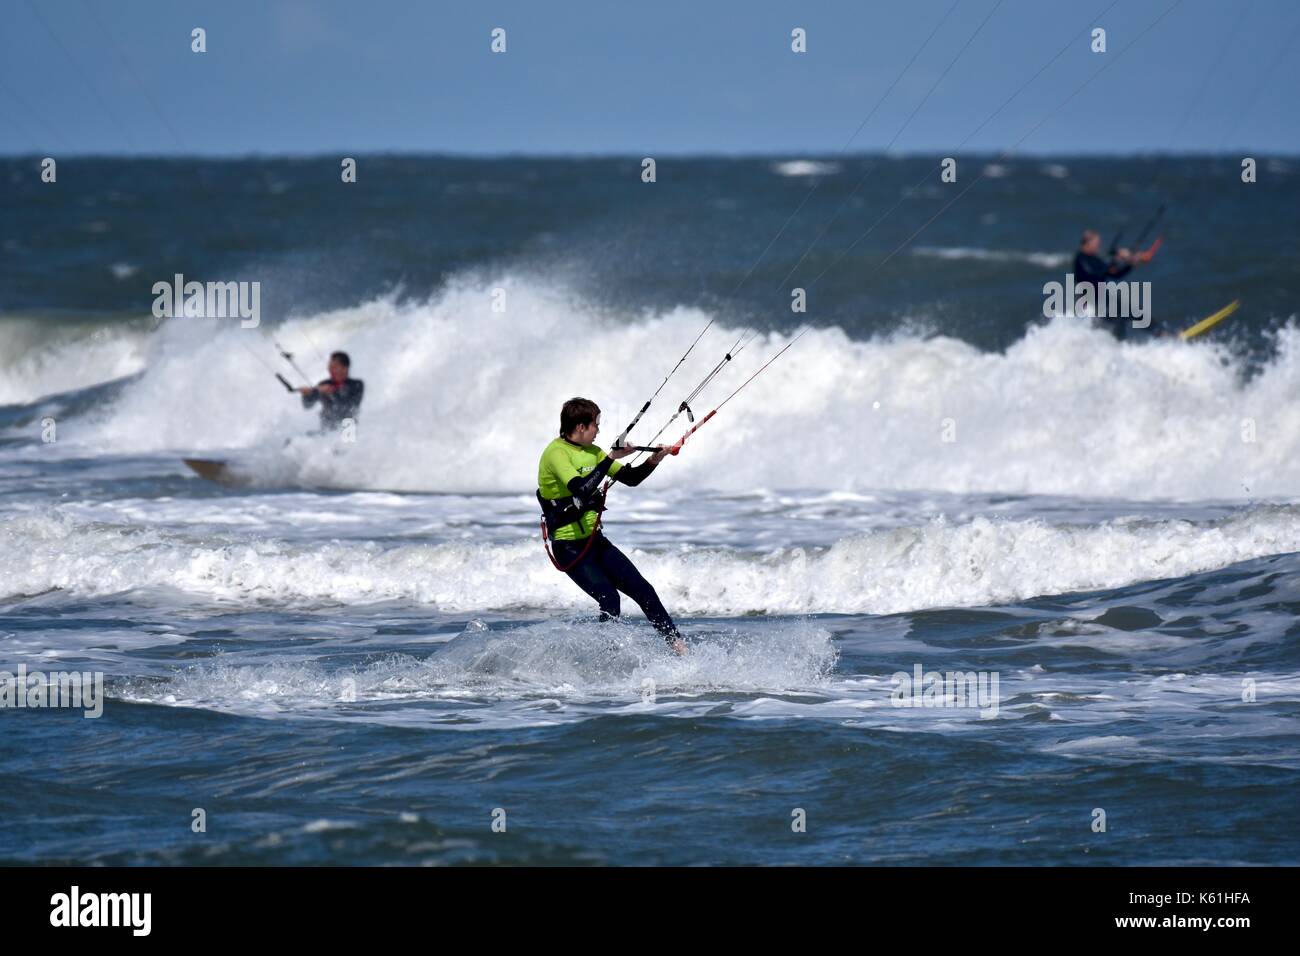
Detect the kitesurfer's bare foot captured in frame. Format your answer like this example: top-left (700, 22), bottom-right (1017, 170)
top-left (670, 638), bottom-right (688, 656)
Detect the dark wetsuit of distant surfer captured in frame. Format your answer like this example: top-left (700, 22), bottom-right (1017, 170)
top-left (299, 351), bottom-right (364, 431)
top-left (1073, 229), bottom-right (1142, 341)
top-left (537, 397), bottom-right (687, 655)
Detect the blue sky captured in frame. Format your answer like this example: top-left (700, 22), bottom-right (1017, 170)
top-left (1, 0), bottom-right (1296, 156)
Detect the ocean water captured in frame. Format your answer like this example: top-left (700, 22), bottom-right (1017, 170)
top-left (2, 155), bottom-right (1299, 865)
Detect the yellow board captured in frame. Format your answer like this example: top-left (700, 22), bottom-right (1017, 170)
top-left (1179, 300), bottom-right (1240, 341)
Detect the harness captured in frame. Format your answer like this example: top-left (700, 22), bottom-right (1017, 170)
top-left (537, 486), bottom-right (607, 573)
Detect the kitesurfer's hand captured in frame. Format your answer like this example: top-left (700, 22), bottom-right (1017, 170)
top-left (608, 444), bottom-right (638, 460)
top-left (297, 386), bottom-right (314, 396)
top-left (647, 445), bottom-right (670, 465)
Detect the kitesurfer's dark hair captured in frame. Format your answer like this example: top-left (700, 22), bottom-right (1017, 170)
top-left (560, 397), bottom-right (601, 437)
top-left (331, 351), bottom-right (351, 368)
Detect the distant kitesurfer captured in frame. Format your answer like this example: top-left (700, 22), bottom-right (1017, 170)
top-left (299, 351), bottom-right (364, 431)
top-left (1073, 229), bottom-right (1151, 341)
top-left (537, 397), bottom-right (687, 655)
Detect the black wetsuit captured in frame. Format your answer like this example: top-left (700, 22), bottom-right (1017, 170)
top-left (1073, 251), bottom-right (1133, 341)
top-left (302, 377), bottom-right (364, 430)
top-left (547, 457), bottom-right (681, 643)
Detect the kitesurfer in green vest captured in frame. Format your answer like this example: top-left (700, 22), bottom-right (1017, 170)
top-left (537, 397), bottom-right (687, 655)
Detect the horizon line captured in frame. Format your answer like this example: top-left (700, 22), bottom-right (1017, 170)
top-left (2, 148), bottom-right (1297, 162)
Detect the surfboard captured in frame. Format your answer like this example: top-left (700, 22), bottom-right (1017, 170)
top-left (1179, 300), bottom-right (1240, 341)
top-left (182, 458), bottom-right (249, 487)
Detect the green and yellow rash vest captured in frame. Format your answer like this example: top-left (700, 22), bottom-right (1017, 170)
top-left (537, 437), bottom-right (623, 540)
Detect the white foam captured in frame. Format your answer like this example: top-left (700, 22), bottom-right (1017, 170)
top-left (119, 618), bottom-right (839, 727)
top-left (0, 316), bottom-right (150, 405)
top-left (772, 160), bottom-right (841, 177)
top-left (911, 245), bottom-right (1071, 268)
top-left (13, 274), bottom-right (1300, 500)
top-left (6, 505), bottom-right (1300, 613)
